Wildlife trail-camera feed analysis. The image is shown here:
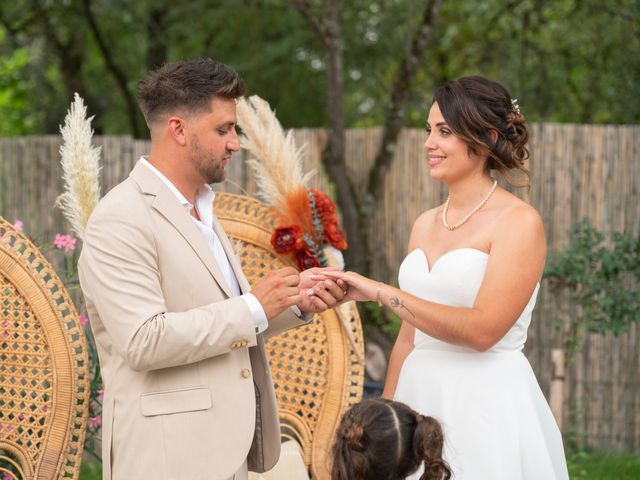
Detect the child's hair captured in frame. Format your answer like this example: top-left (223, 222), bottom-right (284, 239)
top-left (331, 398), bottom-right (451, 480)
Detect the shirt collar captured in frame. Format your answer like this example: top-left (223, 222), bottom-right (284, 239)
top-left (139, 156), bottom-right (216, 229)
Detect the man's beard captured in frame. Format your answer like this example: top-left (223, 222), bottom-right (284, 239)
top-left (189, 136), bottom-right (227, 184)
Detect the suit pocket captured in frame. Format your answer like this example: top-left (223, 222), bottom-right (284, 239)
top-left (140, 385), bottom-right (212, 416)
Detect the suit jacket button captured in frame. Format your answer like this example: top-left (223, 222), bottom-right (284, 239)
top-left (241, 340), bottom-right (248, 347)
top-left (241, 368), bottom-right (251, 379)
top-left (231, 341), bottom-right (239, 349)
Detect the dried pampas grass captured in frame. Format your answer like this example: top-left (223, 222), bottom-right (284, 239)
top-left (56, 93), bottom-right (102, 239)
top-left (236, 95), bottom-right (315, 212)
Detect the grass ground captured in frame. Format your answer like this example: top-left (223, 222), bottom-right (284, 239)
top-left (79, 451), bottom-right (640, 479)
top-left (567, 451), bottom-right (640, 480)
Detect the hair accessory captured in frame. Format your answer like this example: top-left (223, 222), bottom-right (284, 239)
top-left (511, 98), bottom-right (521, 116)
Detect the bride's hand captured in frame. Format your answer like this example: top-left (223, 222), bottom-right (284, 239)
top-left (318, 270), bottom-right (380, 303)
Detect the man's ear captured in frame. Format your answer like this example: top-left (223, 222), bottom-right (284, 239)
top-left (167, 116), bottom-right (187, 146)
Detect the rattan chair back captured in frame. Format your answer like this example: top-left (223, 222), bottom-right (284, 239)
top-left (214, 193), bottom-right (365, 480)
top-left (0, 218), bottom-right (89, 480)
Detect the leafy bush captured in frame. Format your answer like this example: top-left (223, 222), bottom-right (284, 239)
top-left (544, 220), bottom-right (639, 350)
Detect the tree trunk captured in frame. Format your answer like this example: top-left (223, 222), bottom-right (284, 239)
top-left (320, 1), bottom-right (370, 276)
top-left (363, 0), bottom-right (443, 277)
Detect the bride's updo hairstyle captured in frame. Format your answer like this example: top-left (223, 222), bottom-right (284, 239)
top-left (331, 398), bottom-right (451, 480)
top-left (433, 75), bottom-right (529, 186)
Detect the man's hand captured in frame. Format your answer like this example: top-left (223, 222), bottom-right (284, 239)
top-left (297, 267), bottom-right (348, 313)
top-left (251, 267), bottom-right (302, 320)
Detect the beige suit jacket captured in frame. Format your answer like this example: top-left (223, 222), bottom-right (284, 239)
top-left (78, 162), bottom-right (309, 480)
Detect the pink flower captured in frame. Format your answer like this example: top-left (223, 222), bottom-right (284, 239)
top-left (89, 415), bottom-right (102, 429)
top-left (97, 389), bottom-right (104, 401)
top-left (79, 315), bottom-right (89, 326)
top-left (13, 219), bottom-right (23, 231)
top-left (53, 233), bottom-right (77, 252)
top-left (3, 472), bottom-right (15, 480)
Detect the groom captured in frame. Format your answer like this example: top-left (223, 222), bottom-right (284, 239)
top-left (78, 58), bottom-right (345, 480)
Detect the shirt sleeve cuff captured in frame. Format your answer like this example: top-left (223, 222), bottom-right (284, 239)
top-left (242, 293), bottom-right (269, 334)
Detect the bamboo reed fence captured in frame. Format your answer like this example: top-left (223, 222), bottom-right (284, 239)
top-left (0, 124), bottom-right (638, 453)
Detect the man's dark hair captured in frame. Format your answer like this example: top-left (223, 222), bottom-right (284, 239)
top-left (138, 58), bottom-right (245, 127)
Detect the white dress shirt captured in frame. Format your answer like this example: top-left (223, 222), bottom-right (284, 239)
top-left (140, 157), bottom-right (268, 333)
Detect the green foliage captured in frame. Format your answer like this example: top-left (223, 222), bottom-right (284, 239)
top-left (544, 220), bottom-right (640, 338)
top-left (79, 460), bottom-right (102, 480)
top-left (432, 0), bottom-right (640, 124)
top-left (567, 451), bottom-right (640, 480)
top-left (1, 0), bottom-right (638, 136)
top-left (362, 301), bottom-right (402, 338)
top-left (0, 40), bottom-right (41, 135)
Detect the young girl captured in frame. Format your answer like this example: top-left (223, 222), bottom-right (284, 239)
top-left (331, 398), bottom-right (451, 480)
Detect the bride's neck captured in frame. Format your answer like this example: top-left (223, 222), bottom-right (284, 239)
top-left (446, 173), bottom-right (496, 209)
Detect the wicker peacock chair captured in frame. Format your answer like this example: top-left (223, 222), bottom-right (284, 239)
top-left (0, 218), bottom-right (89, 480)
top-left (214, 192), bottom-right (365, 480)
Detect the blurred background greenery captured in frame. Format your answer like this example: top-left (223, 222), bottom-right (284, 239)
top-left (0, 0), bottom-right (638, 138)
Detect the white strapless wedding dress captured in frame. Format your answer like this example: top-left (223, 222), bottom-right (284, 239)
top-left (394, 248), bottom-right (569, 480)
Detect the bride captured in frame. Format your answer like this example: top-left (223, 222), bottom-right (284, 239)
top-left (322, 76), bottom-right (569, 479)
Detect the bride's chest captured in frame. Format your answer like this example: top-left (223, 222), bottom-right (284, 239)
top-left (398, 248), bottom-right (489, 308)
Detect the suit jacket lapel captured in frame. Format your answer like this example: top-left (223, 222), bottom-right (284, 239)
top-left (211, 211), bottom-right (251, 294)
top-left (130, 162), bottom-right (234, 298)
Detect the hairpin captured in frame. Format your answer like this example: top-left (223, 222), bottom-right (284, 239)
top-left (511, 98), bottom-right (521, 116)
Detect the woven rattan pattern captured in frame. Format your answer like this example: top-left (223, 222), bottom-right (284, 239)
top-left (0, 218), bottom-right (89, 480)
top-left (214, 193), bottom-right (364, 479)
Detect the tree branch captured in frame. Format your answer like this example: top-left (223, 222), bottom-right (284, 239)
top-left (30, 0), bottom-right (66, 56)
top-left (81, 0), bottom-right (142, 137)
top-left (365, 0), bottom-right (442, 204)
top-left (0, 8), bottom-right (38, 41)
top-left (292, 0), bottom-right (330, 47)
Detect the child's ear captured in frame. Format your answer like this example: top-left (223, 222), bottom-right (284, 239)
top-left (490, 129), bottom-right (498, 145)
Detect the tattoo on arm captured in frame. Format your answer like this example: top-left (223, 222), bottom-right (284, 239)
top-left (390, 296), bottom-right (416, 319)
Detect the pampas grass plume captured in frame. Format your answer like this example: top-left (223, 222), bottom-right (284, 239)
top-left (56, 93), bottom-right (102, 240)
top-left (236, 95), bottom-right (314, 212)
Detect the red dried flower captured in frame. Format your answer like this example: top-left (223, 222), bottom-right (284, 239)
top-left (311, 189), bottom-right (336, 215)
top-left (324, 222), bottom-right (347, 250)
top-left (296, 248), bottom-right (321, 270)
top-left (271, 226), bottom-right (303, 254)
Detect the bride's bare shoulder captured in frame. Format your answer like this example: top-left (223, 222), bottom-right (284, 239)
top-left (491, 193), bottom-right (545, 245)
top-left (408, 206), bottom-right (441, 248)
top-left (415, 205), bottom-right (441, 226)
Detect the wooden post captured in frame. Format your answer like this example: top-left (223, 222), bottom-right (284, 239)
top-left (550, 348), bottom-right (565, 430)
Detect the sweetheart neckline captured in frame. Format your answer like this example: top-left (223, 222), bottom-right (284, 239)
top-left (408, 247), bottom-right (489, 272)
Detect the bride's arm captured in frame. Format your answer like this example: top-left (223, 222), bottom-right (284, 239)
top-left (382, 321), bottom-right (415, 399)
top-left (327, 205), bottom-right (546, 352)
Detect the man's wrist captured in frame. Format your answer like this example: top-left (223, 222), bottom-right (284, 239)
top-left (241, 293), bottom-right (269, 333)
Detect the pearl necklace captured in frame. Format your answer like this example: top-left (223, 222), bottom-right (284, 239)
top-left (442, 179), bottom-right (498, 231)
